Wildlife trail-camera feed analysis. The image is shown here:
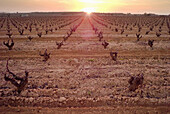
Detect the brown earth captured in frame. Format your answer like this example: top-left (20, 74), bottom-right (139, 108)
top-left (0, 14), bottom-right (170, 113)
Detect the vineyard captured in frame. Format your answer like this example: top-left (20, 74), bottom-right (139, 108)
top-left (0, 12), bottom-right (170, 112)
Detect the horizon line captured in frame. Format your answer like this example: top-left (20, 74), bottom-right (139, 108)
top-left (0, 11), bottom-right (169, 15)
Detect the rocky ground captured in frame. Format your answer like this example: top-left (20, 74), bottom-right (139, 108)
top-left (0, 15), bottom-right (170, 113)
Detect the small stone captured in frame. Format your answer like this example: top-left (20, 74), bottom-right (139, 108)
top-left (21, 90), bottom-right (28, 97)
top-left (29, 97), bottom-right (34, 102)
top-left (59, 97), bottom-right (66, 102)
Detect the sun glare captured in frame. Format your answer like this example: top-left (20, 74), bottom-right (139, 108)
top-left (82, 7), bottom-right (95, 14)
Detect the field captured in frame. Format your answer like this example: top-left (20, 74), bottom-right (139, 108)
top-left (0, 12), bottom-right (170, 113)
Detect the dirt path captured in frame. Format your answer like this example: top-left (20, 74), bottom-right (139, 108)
top-left (0, 106), bottom-right (170, 114)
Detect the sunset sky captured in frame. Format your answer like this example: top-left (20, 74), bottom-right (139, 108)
top-left (0, 0), bottom-right (170, 14)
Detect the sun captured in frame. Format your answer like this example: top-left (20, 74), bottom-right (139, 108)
top-left (81, 7), bottom-right (95, 14)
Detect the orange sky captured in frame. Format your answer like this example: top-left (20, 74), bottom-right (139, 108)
top-left (0, 0), bottom-right (170, 14)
